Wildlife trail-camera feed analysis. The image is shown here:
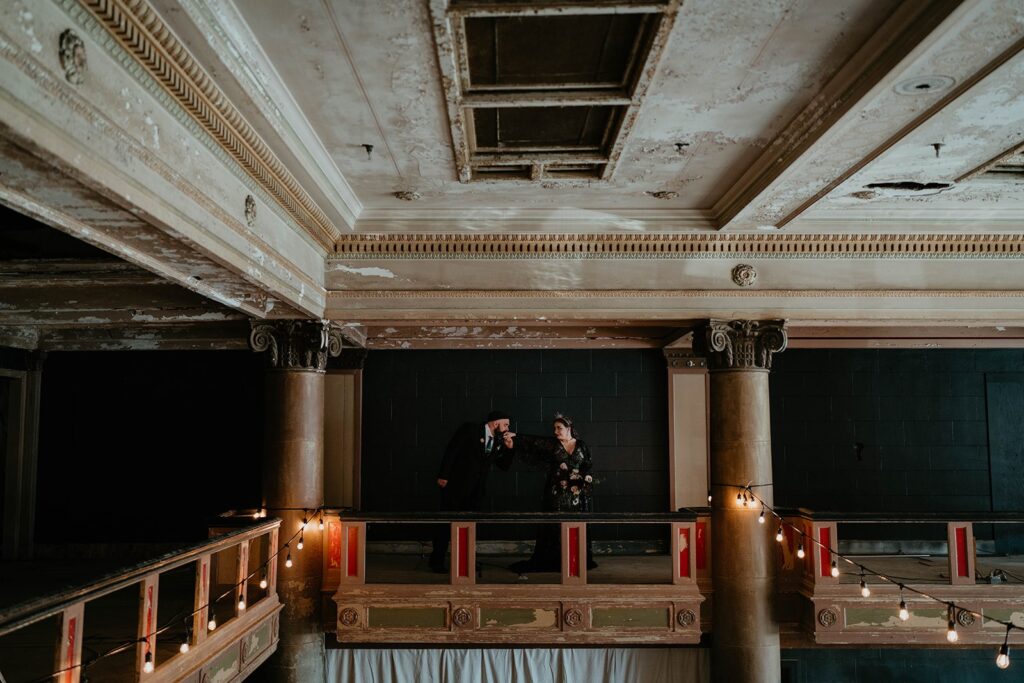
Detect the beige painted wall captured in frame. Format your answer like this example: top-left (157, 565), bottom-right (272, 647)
top-left (668, 370), bottom-right (709, 510)
top-left (324, 370), bottom-right (361, 508)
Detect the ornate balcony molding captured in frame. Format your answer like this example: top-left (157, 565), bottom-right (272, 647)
top-left (331, 233), bottom-right (1024, 260)
top-left (75, 0), bottom-right (341, 250)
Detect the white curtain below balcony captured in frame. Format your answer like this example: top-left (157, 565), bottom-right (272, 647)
top-left (327, 647), bottom-right (710, 683)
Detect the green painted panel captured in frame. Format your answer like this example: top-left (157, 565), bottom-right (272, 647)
top-left (592, 607), bottom-right (668, 629)
top-left (845, 607), bottom-right (946, 629)
top-left (243, 620), bottom-right (273, 662)
top-left (368, 607), bottom-right (447, 629)
top-left (479, 608), bottom-right (559, 628)
top-left (203, 646), bottom-right (239, 683)
top-left (981, 609), bottom-right (1024, 628)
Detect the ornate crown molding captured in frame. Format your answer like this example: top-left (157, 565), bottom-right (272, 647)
top-left (331, 233), bottom-right (1024, 260)
top-left (77, 0), bottom-right (341, 250)
top-left (692, 320), bottom-right (788, 371)
top-left (249, 320), bottom-right (343, 372)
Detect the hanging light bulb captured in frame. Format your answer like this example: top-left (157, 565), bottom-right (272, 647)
top-left (860, 578), bottom-right (871, 598)
top-left (285, 546), bottom-right (293, 568)
top-left (259, 571), bottom-right (268, 590)
top-left (297, 534), bottom-right (304, 551)
top-left (736, 491), bottom-right (743, 506)
top-left (142, 650), bottom-right (154, 673)
top-left (208, 612), bottom-right (217, 631)
top-left (259, 508), bottom-right (267, 518)
top-left (252, 510), bottom-right (260, 520)
top-left (758, 508), bottom-right (766, 524)
top-left (830, 559), bottom-right (840, 578)
top-left (179, 640), bottom-right (190, 654)
top-left (318, 515), bottom-right (324, 531)
top-left (237, 594), bottom-right (246, 611)
top-left (946, 618), bottom-right (959, 643)
top-left (899, 599), bottom-right (910, 621)
top-left (301, 513), bottom-right (309, 530)
top-left (797, 543), bottom-right (805, 559)
top-left (775, 526), bottom-right (784, 542)
top-left (707, 491), bottom-right (713, 504)
top-left (997, 642), bottom-right (1010, 670)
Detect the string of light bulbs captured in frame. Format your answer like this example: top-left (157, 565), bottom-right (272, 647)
top-left (26, 506), bottom-right (323, 683)
top-left (716, 482), bottom-right (1018, 670)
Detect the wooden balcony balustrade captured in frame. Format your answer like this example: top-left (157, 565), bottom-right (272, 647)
top-left (0, 519), bottom-right (282, 683)
top-left (782, 511), bottom-right (1024, 647)
top-left (323, 511), bottom-right (707, 645)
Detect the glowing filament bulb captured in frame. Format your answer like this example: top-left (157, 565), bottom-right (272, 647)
top-left (996, 643), bottom-right (1010, 669)
top-left (860, 579), bottom-right (870, 598)
top-left (252, 511), bottom-right (260, 519)
top-left (259, 575), bottom-right (268, 590)
top-left (297, 535), bottom-right (304, 550)
top-left (898, 600), bottom-right (910, 621)
top-left (237, 595), bottom-right (246, 611)
top-left (776, 527), bottom-right (784, 542)
top-left (179, 641), bottom-right (190, 654)
top-left (707, 492), bottom-right (713, 503)
top-left (285, 550), bottom-right (293, 568)
top-left (830, 559), bottom-right (840, 578)
top-left (797, 544), bottom-right (805, 559)
top-left (208, 614), bottom-right (217, 631)
top-left (946, 619), bottom-right (959, 643)
top-left (143, 651), bottom-right (154, 673)
top-left (758, 509), bottom-right (766, 524)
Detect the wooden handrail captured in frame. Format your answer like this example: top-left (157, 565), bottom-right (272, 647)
top-left (315, 510), bottom-right (701, 523)
top-left (795, 509), bottom-right (1024, 524)
top-left (0, 519), bottom-right (281, 636)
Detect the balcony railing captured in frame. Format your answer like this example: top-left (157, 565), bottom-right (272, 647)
top-left (782, 510), bottom-right (1024, 647)
top-left (323, 510), bottom-right (706, 645)
top-left (0, 519), bottom-right (282, 683)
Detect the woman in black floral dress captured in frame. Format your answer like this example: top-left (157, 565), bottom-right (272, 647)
top-left (509, 414), bottom-right (598, 573)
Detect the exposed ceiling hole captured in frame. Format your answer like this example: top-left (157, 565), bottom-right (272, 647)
top-left (893, 75), bottom-right (955, 96)
top-left (645, 190), bottom-right (678, 199)
top-left (865, 181), bottom-right (952, 191)
top-left (848, 190), bottom-right (878, 200)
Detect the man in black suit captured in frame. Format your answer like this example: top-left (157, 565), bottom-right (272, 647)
top-left (428, 410), bottom-right (515, 572)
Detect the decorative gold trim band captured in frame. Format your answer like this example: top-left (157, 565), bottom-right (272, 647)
top-left (331, 233), bottom-right (1024, 258)
top-left (78, 0), bottom-right (340, 249)
top-left (327, 289), bottom-right (1024, 300)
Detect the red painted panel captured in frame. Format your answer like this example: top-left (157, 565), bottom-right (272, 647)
top-left (145, 585), bottom-right (154, 648)
top-left (955, 527), bottom-right (969, 577)
top-left (457, 526), bottom-right (469, 578)
top-left (568, 527), bottom-right (580, 577)
top-left (819, 527), bottom-right (831, 577)
top-left (695, 522), bottom-right (707, 570)
top-left (678, 527), bottom-right (691, 578)
top-left (346, 526), bottom-right (359, 578)
top-left (64, 616), bottom-right (77, 683)
top-left (328, 521), bottom-right (342, 570)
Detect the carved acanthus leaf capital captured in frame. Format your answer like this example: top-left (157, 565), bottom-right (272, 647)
top-left (692, 319), bottom-right (787, 371)
top-left (249, 320), bottom-right (344, 372)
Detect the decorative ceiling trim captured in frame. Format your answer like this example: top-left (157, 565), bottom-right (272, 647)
top-left (176, 0), bottom-right (362, 228)
top-left (331, 233), bottom-right (1024, 259)
top-left (956, 140), bottom-right (1024, 183)
top-left (327, 289), bottom-right (1024, 300)
top-left (77, 0), bottom-right (341, 250)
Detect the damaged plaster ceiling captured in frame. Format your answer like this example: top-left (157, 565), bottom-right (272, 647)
top-left (165, 0), bottom-right (1024, 233)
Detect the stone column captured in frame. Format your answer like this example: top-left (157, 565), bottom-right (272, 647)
top-left (693, 320), bottom-right (787, 683)
top-left (250, 321), bottom-right (343, 683)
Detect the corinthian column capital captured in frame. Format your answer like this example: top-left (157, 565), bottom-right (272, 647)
top-left (249, 320), bottom-right (344, 372)
top-left (692, 320), bottom-right (787, 371)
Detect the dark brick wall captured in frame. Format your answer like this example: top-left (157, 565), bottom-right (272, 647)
top-left (360, 350), bottom-right (669, 517)
top-left (783, 648), bottom-right (1008, 683)
top-left (771, 349), bottom-right (1024, 516)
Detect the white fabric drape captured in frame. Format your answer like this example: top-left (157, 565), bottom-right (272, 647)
top-left (326, 647), bottom-right (710, 683)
